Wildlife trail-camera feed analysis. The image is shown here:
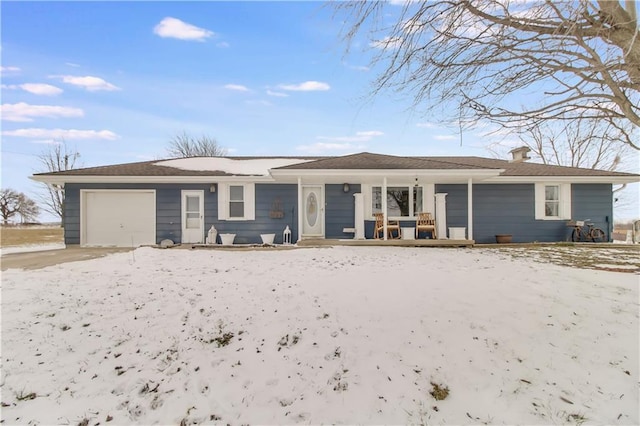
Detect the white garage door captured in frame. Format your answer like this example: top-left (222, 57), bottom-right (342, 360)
top-left (82, 190), bottom-right (156, 247)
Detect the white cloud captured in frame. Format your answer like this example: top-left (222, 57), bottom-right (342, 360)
top-left (345, 63), bottom-right (370, 72)
top-left (55, 75), bottom-right (120, 92)
top-left (1, 66), bottom-right (21, 74)
top-left (277, 81), bottom-right (330, 92)
top-left (416, 122), bottom-right (437, 128)
top-left (20, 83), bottom-right (63, 96)
top-left (266, 90), bottom-right (289, 97)
top-left (296, 142), bottom-right (364, 154)
top-left (224, 84), bottom-right (249, 92)
top-left (153, 17), bottom-right (214, 41)
top-left (370, 36), bottom-right (403, 50)
top-left (1, 103), bottom-right (83, 122)
top-left (216, 41), bottom-right (230, 48)
top-left (316, 130), bottom-right (384, 143)
top-left (2, 128), bottom-right (119, 140)
top-left (65, 62), bottom-right (81, 68)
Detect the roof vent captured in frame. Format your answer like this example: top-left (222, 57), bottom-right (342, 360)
top-left (509, 146), bottom-right (531, 163)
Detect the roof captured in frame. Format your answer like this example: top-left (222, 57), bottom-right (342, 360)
top-left (33, 156), bottom-right (324, 177)
top-left (32, 152), bottom-right (638, 180)
top-left (275, 152), bottom-right (637, 178)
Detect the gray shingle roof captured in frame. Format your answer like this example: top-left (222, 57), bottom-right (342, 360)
top-left (33, 152), bottom-right (637, 178)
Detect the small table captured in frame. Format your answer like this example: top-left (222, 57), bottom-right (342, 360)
top-left (401, 227), bottom-right (415, 240)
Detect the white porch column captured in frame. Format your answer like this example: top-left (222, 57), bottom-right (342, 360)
top-left (354, 193), bottom-right (365, 240)
top-left (297, 177), bottom-right (303, 242)
top-left (467, 178), bottom-right (473, 241)
top-left (382, 177), bottom-right (388, 240)
top-left (435, 193), bottom-right (448, 239)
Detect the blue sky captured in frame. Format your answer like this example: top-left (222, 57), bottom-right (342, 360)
top-left (1, 1), bottom-right (638, 221)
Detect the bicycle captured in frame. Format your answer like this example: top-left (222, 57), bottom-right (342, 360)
top-left (567, 219), bottom-right (606, 242)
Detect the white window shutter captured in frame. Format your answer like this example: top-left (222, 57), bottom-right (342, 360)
top-left (218, 183), bottom-right (228, 220)
top-left (534, 183), bottom-right (545, 220)
top-left (245, 183), bottom-right (255, 221)
top-left (361, 184), bottom-right (371, 217)
top-left (560, 184), bottom-right (572, 219)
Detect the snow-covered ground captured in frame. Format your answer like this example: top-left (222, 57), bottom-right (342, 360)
top-left (1, 246), bottom-right (638, 425)
top-left (0, 243), bottom-right (66, 256)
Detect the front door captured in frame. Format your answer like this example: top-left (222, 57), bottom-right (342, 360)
top-left (182, 190), bottom-right (204, 243)
top-left (302, 185), bottom-right (324, 237)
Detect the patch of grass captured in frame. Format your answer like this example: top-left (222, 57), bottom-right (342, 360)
top-left (0, 226), bottom-right (63, 248)
top-left (15, 390), bottom-right (36, 401)
top-left (213, 332), bottom-right (234, 347)
top-left (429, 382), bottom-right (449, 401)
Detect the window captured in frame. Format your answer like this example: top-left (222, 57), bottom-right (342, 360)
top-left (229, 185), bottom-right (244, 218)
top-left (534, 183), bottom-right (571, 220)
top-left (544, 185), bottom-right (559, 217)
top-left (371, 186), bottom-right (423, 217)
top-left (217, 183), bottom-right (255, 221)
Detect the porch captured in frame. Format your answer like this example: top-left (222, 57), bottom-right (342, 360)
top-left (297, 238), bottom-right (475, 247)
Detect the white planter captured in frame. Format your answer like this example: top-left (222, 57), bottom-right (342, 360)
top-left (220, 233), bottom-right (236, 245)
top-left (401, 227), bottom-right (415, 240)
top-left (260, 233), bottom-right (275, 245)
top-left (449, 227), bottom-right (466, 240)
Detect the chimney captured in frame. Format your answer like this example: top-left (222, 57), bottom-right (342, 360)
top-left (509, 146), bottom-right (531, 163)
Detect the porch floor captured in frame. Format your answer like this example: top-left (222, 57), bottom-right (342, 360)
top-left (297, 238), bottom-right (475, 247)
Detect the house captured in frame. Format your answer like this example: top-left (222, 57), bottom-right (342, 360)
top-left (31, 151), bottom-right (639, 246)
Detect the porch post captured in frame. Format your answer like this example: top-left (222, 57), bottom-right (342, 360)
top-left (297, 177), bottom-right (303, 242)
top-left (382, 177), bottom-right (388, 240)
top-left (467, 178), bottom-right (473, 241)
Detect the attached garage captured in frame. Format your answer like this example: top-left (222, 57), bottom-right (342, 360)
top-left (81, 190), bottom-right (156, 247)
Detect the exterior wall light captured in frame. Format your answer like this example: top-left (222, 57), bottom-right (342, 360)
top-left (210, 184), bottom-right (216, 193)
top-left (343, 183), bottom-right (350, 193)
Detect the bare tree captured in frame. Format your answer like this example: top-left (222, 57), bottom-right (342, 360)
top-left (167, 132), bottom-right (227, 158)
top-left (38, 142), bottom-right (81, 224)
top-left (490, 119), bottom-right (632, 170)
top-left (335, 1), bottom-right (639, 150)
top-left (0, 189), bottom-right (22, 225)
top-left (17, 194), bottom-right (40, 223)
top-left (0, 189), bottom-right (39, 225)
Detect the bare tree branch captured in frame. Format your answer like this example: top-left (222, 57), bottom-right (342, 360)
top-left (37, 141), bottom-right (81, 225)
top-left (167, 132), bottom-right (227, 158)
top-left (335, 0), bottom-right (639, 150)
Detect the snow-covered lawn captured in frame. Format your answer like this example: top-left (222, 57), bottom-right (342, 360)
top-left (1, 246), bottom-right (638, 425)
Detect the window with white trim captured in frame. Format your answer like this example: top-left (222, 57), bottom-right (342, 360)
top-left (218, 183), bottom-right (255, 221)
top-left (534, 183), bottom-right (571, 220)
top-left (371, 186), bottom-right (423, 217)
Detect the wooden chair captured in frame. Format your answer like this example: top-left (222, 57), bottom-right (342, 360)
top-left (373, 212), bottom-right (401, 239)
top-left (415, 212), bottom-right (437, 239)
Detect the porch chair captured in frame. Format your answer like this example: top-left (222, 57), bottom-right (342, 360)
top-left (415, 212), bottom-right (437, 239)
top-left (373, 212), bottom-right (401, 239)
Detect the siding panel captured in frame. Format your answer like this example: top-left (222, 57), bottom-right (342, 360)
top-left (325, 184), bottom-right (360, 238)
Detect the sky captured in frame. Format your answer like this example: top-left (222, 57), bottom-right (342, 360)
top-left (1, 1), bottom-right (638, 221)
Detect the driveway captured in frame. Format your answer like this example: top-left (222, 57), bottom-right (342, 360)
top-left (1, 247), bottom-right (133, 270)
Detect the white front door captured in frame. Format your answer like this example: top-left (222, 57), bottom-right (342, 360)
top-left (302, 185), bottom-right (324, 237)
top-left (182, 190), bottom-right (204, 243)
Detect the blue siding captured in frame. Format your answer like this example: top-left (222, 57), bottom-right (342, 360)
top-left (64, 181), bottom-right (613, 245)
top-left (325, 184), bottom-right (360, 238)
top-left (213, 184), bottom-right (298, 244)
top-left (64, 183), bottom-right (299, 245)
top-left (471, 184), bottom-right (556, 243)
top-left (572, 184), bottom-right (612, 241)
top-left (438, 183), bottom-right (613, 243)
